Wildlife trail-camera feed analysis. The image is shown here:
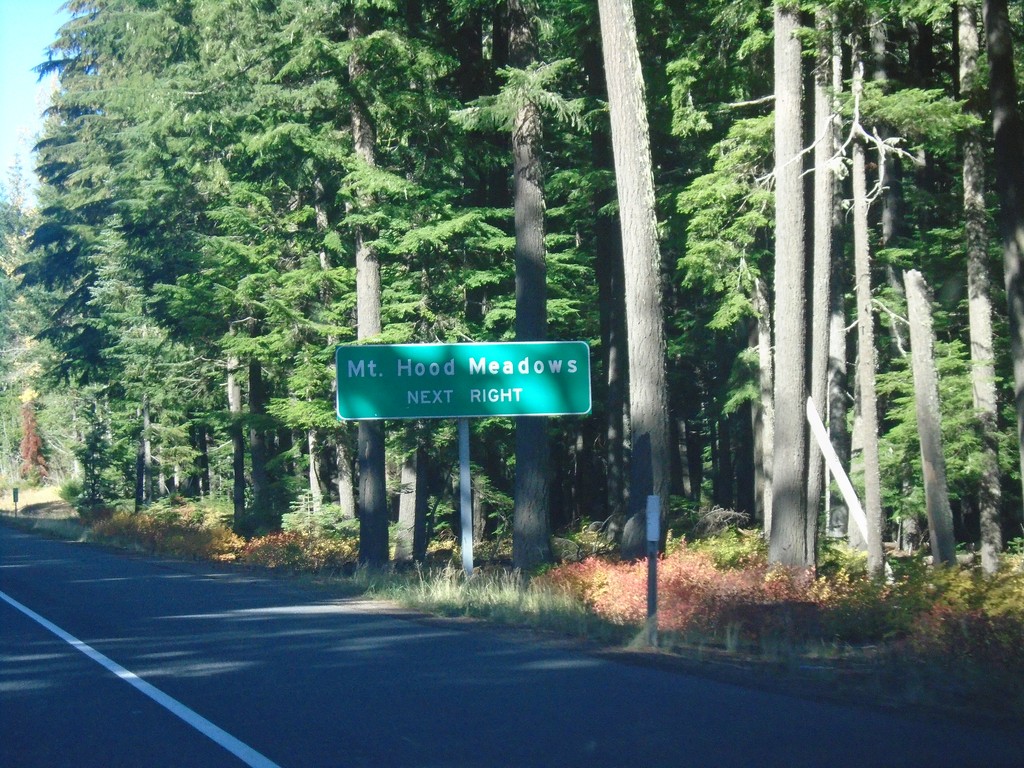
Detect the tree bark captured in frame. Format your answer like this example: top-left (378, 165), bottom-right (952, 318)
top-left (395, 442), bottom-right (428, 562)
top-left (983, 0), bottom-right (1024, 538)
top-left (960, 0), bottom-right (1002, 574)
top-left (227, 355), bottom-right (246, 533)
top-left (852, 55), bottom-right (886, 577)
top-left (826, 18), bottom-right (849, 539)
top-left (769, 1), bottom-right (811, 567)
top-left (807, 7), bottom-right (838, 537)
top-left (596, 0), bottom-right (672, 559)
top-left (754, 276), bottom-right (775, 535)
top-left (509, 0), bottom-right (553, 570)
top-left (350, 15), bottom-right (389, 567)
top-left (307, 428), bottom-right (323, 513)
top-left (336, 427), bottom-right (357, 520)
top-left (248, 359), bottom-right (272, 532)
top-left (904, 270), bottom-right (958, 567)
top-left (584, 20), bottom-right (628, 531)
top-left (827, 253), bottom-right (850, 538)
top-left (135, 403), bottom-right (145, 512)
top-left (197, 423), bottom-right (211, 497)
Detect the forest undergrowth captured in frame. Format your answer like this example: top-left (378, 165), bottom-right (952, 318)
top-left (3, 491), bottom-right (1023, 725)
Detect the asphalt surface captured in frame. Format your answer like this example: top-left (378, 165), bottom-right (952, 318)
top-left (2, 523), bottom-right (1022, 768)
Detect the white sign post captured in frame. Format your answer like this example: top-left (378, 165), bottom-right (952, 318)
top-left (458, 418), bottom-right (474, 575)
top-left (645, 495), bottom-right (660, 647)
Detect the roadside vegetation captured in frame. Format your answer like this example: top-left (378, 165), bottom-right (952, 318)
top-left (4, 488), bottom-right (1022, 724)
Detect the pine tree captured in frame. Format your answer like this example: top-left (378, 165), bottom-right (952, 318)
top-left (19, 394), bottom-right (47, 483)
top-left (597, 0), bottom-right (672, 559)
top-left (769, 0), bottom-right (811, 567)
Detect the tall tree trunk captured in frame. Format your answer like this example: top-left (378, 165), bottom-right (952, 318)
top-left (713, 416), bottom-right (734, 509)
top-left (826, 18), bottom-right (850, 539)
top-left (142, 397), bottom-right (153, 504)
top-left (308, 428), bottom-right (323, 513)
top-left (983, 0), bottom-right (1024, 521)
top-left (583, 11), bottom-right (628, 533)
top-left (827, 254), bottom-right (850, 538)
top-left (602, 238), bottom-right (628, 525)
top-left (807, 7), bottom-right (838, 537)
top-left (769, 1), bottom-right (811, 567)
top-left (675, 417), bottom-right (692, 499)
top-left (852, 55), bottom-right (886, 578)
top-left (395, 442), bottom-right (428, 563)
top-left (870, 16), bottom-right (911, 362)
top-left (227, 355), bottom-right (246, 533)
top-left (336, 427), bottom-right (357, 520)
top-left (248, 359), bottom-right (272, 531)
top-left (509, 0), bottom-right (552, 570)
top-left (197, 423), bottom-right (211, 498)
top-left (350, 16), bottom-right (389, 567)
top-left (135, 402), bottom-right (146, 512)
top-left (960, 0), bottom-right (1002, 574)
top-left (904, 270), bottom-right (958, 566)
top-left (754, 276), bottom-right (775, 535)
top-left (596, 0), bottom-right (672, 559)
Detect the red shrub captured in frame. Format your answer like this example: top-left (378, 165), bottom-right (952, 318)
top-left (239, 532), bottom-right (357, 572)
top-left (540, 547), bottom-right (820, 643)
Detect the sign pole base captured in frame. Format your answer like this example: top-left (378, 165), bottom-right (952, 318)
top-left (459, 418), bottom-right (473, 576)
top-left (645, 495), bottom-right (660, 647)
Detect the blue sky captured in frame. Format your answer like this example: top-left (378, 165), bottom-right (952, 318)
top-left (1, 0), bottom-right (71, 192)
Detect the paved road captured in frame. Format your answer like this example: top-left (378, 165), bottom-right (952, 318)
top-left (2, 524), bottom-right (1022, 768)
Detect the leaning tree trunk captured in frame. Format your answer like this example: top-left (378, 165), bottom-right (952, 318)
top-left (769, 1), bottom-right (811, 568)
top-left (960, 0), bottom-right (1002, 574)
top-left (350, 16), bottom-right (389, 567)
top-left (852, 55), bottom-right (886, 578)
top-left (904, 270), bottom-right (958, 566)
top-left (983, 0), bottom-right (1024, 524)
top-left (509, 0), bottom-right (553, 571)
top-left (597, 0), bottom-right (672, 559)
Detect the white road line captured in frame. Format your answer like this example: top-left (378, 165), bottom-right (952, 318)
top-left (0, 589), bottom-right (282, 768)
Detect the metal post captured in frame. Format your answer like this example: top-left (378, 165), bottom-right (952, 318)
top-left (458, 418), bottom-right (473, 576)
top-left (645, 495), bottom-right (659, 647)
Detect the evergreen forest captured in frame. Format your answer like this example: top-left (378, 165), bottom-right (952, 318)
top-left (4, 0), bottom-right (1024, 578)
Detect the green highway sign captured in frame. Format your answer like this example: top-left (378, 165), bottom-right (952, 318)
top-left (336, 341), bottom-right (591, 420)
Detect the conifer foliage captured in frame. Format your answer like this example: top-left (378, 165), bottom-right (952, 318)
top-left (6, 0), bottom-right (1024, 570)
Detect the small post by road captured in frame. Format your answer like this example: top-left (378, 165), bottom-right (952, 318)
top-left (645, 495), bottom-right (659, 647)
top-left (12, 487), bottom-right (19, 516)
top-left (458, 418), bottom-right (473, 576)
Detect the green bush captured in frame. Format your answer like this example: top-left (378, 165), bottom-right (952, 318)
top-left (59, 478), bottom-right (84, 506)
top-left (688, 526), bottom-right (767, 569)
top-left (281, 495), bottom-right (357, 539)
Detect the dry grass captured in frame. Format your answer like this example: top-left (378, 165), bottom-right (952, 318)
top-left (0, 487), bottom-right (88, 540)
